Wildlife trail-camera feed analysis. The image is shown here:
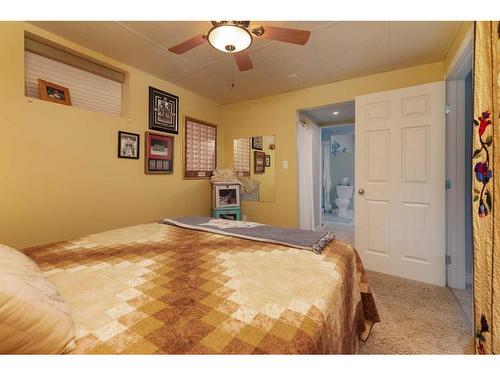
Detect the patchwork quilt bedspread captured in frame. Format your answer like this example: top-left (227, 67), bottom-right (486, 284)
top-left (25, 222), bottom-right (379, 354)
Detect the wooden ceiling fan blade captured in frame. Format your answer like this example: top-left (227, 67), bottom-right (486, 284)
top-left (259, 26), bottom-right (311, 45)
top-left (234, 51), bottom-right (253, 71)
top-left (168, 34), bottom-right (206, 54)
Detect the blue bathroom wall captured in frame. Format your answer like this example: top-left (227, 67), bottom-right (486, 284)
top-left (321, 125), bottom-right (355, 211)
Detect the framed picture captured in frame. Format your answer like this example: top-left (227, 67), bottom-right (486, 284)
top-left (265, 154), bottom-right (271, 167)
top-left (149, 86), bottom-right (179, 134)
top-left (331, 134), bottom-right (353, 156)
top-left (254, 151), bottom-right (265, 174)
top-left (145, 131), bottom-right (174, 174)
top-left (118, 131), bottom-right (140, 159)
top-left (38, 79), bottom-right (71, 106)
top-left (184, 117), bottom-right (217, 179)
top-left (252, 136), bottom-right (263, 150)
top-left (213, 184), bottom-right (240, 208)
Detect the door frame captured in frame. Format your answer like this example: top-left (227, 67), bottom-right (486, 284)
top-left (445, 26), bottom-right (473, 289)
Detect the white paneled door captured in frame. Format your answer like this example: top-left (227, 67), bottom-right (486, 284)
top-left (355, 81), bottom-right (446, 286)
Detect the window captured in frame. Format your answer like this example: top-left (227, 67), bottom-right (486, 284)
top-left (184, 117), bottom-right (217, 179)
top-left (24, 33), bottom-right (124, 116)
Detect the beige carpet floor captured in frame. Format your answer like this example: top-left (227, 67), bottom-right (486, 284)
top-left (359, 271), bottom-right (474, 354)
top-left (452, 286), bottom-right (473, 325)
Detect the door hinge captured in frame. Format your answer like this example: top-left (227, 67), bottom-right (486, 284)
top-left (445, 105), bottom-right (452, 114)
top-left (445, 179), bottom-right (452, 190)
top-left (445, 254), bottom-right (452, 265)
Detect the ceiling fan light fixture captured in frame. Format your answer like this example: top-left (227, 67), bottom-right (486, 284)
top-left (207, 24), bottom-right (252, 53)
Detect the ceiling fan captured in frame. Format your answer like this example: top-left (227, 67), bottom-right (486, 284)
top-left (168, 21), bottom-right (311, 71)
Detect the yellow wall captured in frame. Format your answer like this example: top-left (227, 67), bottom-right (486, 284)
top-left (0, 21), bottom-right (448, 248)
top-left (0, 22), bottom-right (223, 249)
top-left (444, 21), bottom-right (474, 77)
top-left (222, 61), bottom-right (444, 227)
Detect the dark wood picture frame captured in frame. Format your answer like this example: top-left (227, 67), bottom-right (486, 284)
top-left (252, 136), bottom-right (263, 150)
top-left (184, 116), bottom-right (218, 179)
top-left (38, 79), bottom-right (72, 106)
top-left (254, 151), bottom-right (265, 174)
top-left (118, 131), bottom-right (140, 159)
top-left (265, 154), bottom-right (271, 167)
top-left (145, 131), bottom-right (174, 174)
top-left (149, 86), bottom-right (179, 134)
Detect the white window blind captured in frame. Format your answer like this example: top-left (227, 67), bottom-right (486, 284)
top-left (25, 51), bottom-right (123, 116)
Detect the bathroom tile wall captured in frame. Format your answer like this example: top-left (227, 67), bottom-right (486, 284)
top-left (321, 125), bottom-right (355, 210)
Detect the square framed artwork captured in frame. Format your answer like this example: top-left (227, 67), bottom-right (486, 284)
top-left (254, 151), bottom-right (265, 174)
top-left (149, 86), bottom-right (179, 134)
top-left (145, 131), bottom-right (174, 174)
top-left (38, 79), bottom-right (71, 106)
top-left (118, 131), bottom-right (140, 159)
top-left (252, 136), bottom-right (263, 150)
top-left (265, 154), bottom-right (271, 167)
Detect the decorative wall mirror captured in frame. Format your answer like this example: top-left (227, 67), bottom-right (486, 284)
top-left (233, 135), bottom-right (276, 203)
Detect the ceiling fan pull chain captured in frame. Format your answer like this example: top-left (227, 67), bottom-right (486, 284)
top-left (227, 55), bottom-right (235, 92)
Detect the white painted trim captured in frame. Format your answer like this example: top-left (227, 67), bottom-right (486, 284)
top-left (446, 79), bottom-right (466, 289)
top-left (318, 125), bottom-right (323, 228)
top-left (296, 112), bottom-right (302, 228)
top-left (446, 26), bottom-right (474, 80)
top-left (465, 272), bottom-right (472, 286)
top-left (298, 113), bottom-right (323, 230)
top-left (444, 29), bottom-right (473, 290)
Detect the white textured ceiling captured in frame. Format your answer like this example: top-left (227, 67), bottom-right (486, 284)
top-left (301, 101), bottom-right (355, 125)
top-left (30, 21), bottom-right (463, 104)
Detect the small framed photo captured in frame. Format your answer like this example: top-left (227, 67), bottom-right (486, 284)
top-left (145, 132), bottom-right (174, 174)
top-left (265, 154), bottom-right (271, 167)
top-left (149, 86), bottom-right (179, 134)
top-left (118, 131), bottom-right (140, 159)
top-left (252, 136), bottom-right (263, 150)
top-left (254, 151), bottom-right (265, 174)
top-left (38, 79), bottom-right (71, 106)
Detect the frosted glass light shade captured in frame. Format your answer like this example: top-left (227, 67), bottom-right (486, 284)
top-left (207, 25), bottom-right (252, 53)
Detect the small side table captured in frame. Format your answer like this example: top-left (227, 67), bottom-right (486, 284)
top-left (211, 207), bottom-right (241, 220)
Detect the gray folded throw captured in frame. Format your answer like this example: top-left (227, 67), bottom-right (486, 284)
top-left (161, 216), bottom-right (335, 254)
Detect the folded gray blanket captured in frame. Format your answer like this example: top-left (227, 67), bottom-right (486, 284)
top-left (161, 216), bottom-right (335, 254)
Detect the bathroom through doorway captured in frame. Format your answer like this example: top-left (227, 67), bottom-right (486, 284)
top-left (299, 101), bottom-right (355, 244)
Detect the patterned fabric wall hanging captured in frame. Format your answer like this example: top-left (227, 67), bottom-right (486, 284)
top-left (184, 117), bottom-right (217, 179)
top-left (473, 21), bottom-right (499, 354)
top-left (233, 138), bottom-right (250, 177)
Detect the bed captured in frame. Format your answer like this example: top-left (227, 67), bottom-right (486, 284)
top-left (24, 219), bottom-right (379, 354)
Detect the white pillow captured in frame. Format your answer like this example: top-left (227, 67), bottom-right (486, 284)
top-left (0, 244), bottom-right (76, 354)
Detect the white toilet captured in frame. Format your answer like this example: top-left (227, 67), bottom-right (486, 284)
top-left (335, 185), bottom-right (354, 218)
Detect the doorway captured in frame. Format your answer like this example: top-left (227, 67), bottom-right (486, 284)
top-left (299, 101), bottom-right (355, 244)
top-left (445, 30), bottom-right (473, 324)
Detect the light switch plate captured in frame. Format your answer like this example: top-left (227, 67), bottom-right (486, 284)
top-left (282, 160), bottom-right (288, 169)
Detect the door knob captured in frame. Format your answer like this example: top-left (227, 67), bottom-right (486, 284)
top-left (358, 188), bottom-right (365, 195)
